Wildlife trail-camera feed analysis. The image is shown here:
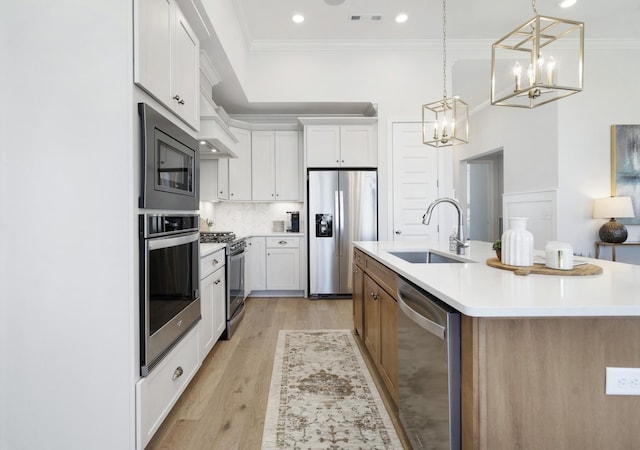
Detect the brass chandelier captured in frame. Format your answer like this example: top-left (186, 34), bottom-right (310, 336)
top-left (491, 0), bottom-right (584, 108)
top-left (422, 0), bottom-right (469, 148)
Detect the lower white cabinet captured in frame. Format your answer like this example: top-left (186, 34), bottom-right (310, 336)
top-left (136, 325), bottom-right (200, 449)
top-left (266, 237), bottom-right (300, 290)
top-left (247, 237), bottom-right (266, 293)
top-left (200, 248), bottom-right (226, 357)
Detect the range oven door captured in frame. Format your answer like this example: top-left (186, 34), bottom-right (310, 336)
top-left (224, 244), bottom-right (245, 339)
top-left (141, 230), bottom-right (200, 376)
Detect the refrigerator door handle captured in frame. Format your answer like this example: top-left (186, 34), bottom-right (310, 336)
top-left (334, 190), bottom-right (340, 256)
top-left (339, 190), bottom-right (345, 257)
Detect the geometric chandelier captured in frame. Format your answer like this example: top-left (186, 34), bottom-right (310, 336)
top-left (422, 0), bottom-right (469, 147)
top-left (491, 0), bottom-right (584, 108)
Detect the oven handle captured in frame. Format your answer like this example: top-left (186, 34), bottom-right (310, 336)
top-left (148, 232), bottom-right (199, 250)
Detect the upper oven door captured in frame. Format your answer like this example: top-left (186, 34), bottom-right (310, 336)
top-left (139, 103), bottom-right (199, 210)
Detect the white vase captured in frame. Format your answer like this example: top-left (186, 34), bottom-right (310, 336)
top-left (501, 217), bottom-right (534, 266)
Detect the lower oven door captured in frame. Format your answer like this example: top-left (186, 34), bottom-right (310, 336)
top-left (141, 231), bottom-right (200, 375)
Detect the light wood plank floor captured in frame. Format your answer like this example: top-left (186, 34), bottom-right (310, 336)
top-left (146, 296), bottom-right (410, 450)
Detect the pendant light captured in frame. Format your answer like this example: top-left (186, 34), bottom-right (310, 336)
top-left (491, 0), bottom-right (584, 108)
top-left (422, 0), bottom-right (469, 148)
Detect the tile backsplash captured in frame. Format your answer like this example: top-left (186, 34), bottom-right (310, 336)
top-left (199, 201), bottom-right (304, 237)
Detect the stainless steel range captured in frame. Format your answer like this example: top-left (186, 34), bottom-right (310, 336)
top-left (200, 231), bottom-right (246, 339)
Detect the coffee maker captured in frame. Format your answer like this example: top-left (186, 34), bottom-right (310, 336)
top-left (286, 211), bottom-right (300, 232)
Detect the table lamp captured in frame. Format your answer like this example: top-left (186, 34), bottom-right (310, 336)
top-left (593, 196), bottom-right (635, 243)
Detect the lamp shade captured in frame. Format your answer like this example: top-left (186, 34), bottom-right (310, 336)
top-left (593, 196), bottom-right (635, 219)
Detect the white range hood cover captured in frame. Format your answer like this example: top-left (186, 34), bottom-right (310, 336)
top-left (199, 93), bottom-right (238, 158)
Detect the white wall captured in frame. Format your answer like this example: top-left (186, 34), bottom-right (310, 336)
top-left (0, 2), bottom-right (135, 449)
top-left (558, 46), bottom-right (640, 261)
top-left (454, 45), bottom-right (640, 261)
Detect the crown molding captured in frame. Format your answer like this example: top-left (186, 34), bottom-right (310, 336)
top-left (248, 37), bottom-right (639, 53)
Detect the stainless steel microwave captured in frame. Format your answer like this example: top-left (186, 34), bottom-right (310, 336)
top-left (139, 103), bottom-right (199, 210)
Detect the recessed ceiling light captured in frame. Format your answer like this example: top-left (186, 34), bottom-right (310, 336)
top-left (395, 13), bottom-right (408, 23)
top-left (558, 0), bottom-right (577, 7)
top-left (292, 14), bottom-right (304, 24)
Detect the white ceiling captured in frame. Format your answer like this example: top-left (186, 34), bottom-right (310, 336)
top-left (211, 0), bottom-right (640, 115)
top-left (234, 0), bottom-right (640, 43)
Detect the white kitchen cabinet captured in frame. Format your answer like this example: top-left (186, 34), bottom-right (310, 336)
top-left (199, 248), bottom-right (226, 357)
top-left (136, 325), bottom-right (200, 449)
top-left (247, 236), bottom-right (266, 292)
top-left (305, 124), bottom-right (376, 168)
top-left (200, 159), bottom-right (218, 202)
top-left (217, 158), bottom-right (229, 200)
top-left (228, 127), bottom-right (252, 200)
top-left (266, 237), bottom-right (300, 290)
top-left (134, 0), bottom-right (199, 129)
top-left (252, 131), bottom-right (301, 201)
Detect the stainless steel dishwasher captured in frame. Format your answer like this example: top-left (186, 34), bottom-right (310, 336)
top-left (397, 276), bottom-right (461, 450)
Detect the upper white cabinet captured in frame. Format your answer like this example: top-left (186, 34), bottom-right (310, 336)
top-left (134, 0), bottom-right (199, 129)
top-left (200, 159), bottom-right (218, 202)
top-left (228, 127), bottom-right (252, 201)
top-left (306, 124), bottom-right (377, 168)
top-left (252, 131), bottom-right (301, 201)
top-left (217, 158), bottom-right (229, 200)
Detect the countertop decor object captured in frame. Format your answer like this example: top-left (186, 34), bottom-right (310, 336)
top-left (490, 0), bottom-right (584, 108)
top-left (544, 241), bottom-right (573, 270)
top-left (593, 196), bottom-right (634, 243)
top-left (486, 257), bottom-right (602, 276)
top-left (421, 0), bottom-right (469, 148)
top-left (501, 217), bottom-right (534, 266)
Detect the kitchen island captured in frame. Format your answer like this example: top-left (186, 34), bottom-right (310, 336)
top-left (354, 240), bottom-right (640, 450)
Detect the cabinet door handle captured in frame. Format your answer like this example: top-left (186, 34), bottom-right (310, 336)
top-left (212, 259), bottom-right (219, 265)
top-left (173, 94), bottom-right (181, 101)
top-left (278, 240), bottom-right (287, 245)
top-left (214, 279), bottom-right (221, 285)
top-left (172, 366), bottom-right (184, 381)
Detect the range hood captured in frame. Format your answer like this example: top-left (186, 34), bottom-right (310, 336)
top-left (199, 93), bottom-right (238, 159)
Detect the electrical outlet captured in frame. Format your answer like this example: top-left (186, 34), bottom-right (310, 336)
top-left (605, 367), bottom-right (640, 395)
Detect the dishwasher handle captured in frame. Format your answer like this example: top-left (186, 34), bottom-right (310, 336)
top-left (397, 283), bottom-right (447, 340)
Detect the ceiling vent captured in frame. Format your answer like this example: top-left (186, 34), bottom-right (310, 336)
top-left (349, 14), bottom-right (383, 22)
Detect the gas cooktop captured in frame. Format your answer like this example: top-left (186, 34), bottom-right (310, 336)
top-left (200, 231), bottom-right (236, 243)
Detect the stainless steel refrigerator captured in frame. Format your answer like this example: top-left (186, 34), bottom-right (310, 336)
top-left (308, 169), bottom-right (378, 297)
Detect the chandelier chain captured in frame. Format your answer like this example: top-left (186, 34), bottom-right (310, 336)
top-left (532, 0), bottom-right (538, 15)
top-left (442, 0), bottom-right (447, 99)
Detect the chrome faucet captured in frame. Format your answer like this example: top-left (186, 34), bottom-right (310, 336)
top-left (422, 198), bottom-right (470, 255)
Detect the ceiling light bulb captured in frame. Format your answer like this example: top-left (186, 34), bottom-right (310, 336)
top-left (199, 140), bottom-right (207, 145)
top-left (395, 13), bottom-right (408, 23)
top-left (292, 14), bottom-right (304, 24)
top-left (558, 0), bottom-right (577, 7)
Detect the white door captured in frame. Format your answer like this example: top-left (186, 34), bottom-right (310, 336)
top-left (392, 122), bottom-right (445, 241)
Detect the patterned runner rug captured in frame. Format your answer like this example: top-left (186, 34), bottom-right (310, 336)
top-left (261, 330), bottom-right (403, 449)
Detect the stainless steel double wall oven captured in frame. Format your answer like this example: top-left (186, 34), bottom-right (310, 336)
top-left (138, 103), bottom-right (201, 376)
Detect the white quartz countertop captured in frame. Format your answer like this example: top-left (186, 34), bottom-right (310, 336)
top-left (200, 242), bottom-right (226, 258)
top-left (354, 240), bottom-right (640, 318)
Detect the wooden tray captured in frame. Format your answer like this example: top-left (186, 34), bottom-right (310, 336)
top-left (486, 257), bottom-right (603, 276)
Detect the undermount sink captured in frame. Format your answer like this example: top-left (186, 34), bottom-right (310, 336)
top-left (388, 250), bottom-right (467, 264)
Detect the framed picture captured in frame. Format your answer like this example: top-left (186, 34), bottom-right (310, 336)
top-left (611, 124), bottom-right (640, 224)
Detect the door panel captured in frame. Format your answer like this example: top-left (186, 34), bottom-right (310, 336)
top-left (308, 171), bottom-right (340, 295)
top-left (392, 123), bottom-right (440, 240)
top-left (338, 170), bottom-right (377, 293)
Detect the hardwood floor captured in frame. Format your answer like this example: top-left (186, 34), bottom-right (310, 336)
top-left (146, 296), bottom-right (409, 450)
